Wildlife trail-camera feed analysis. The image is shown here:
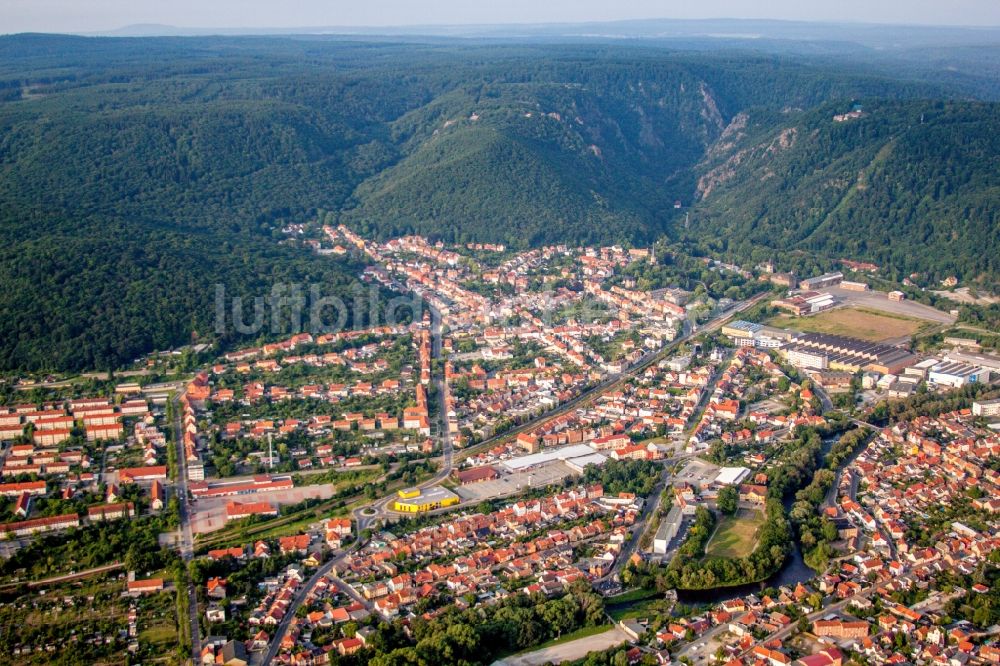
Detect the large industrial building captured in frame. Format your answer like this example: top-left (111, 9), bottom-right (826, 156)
top-left (944, 350), bottom-right (1000, 374)
top-left (714, 467), bottom-right (752, 486)
top-left (721, 321), bottom-right (793, 349)
top-left (771, 291), bottom-right (836, 316)
top-left (723, 322), bottom-right (920, 375)
top-left (799, 272), bottom-right (844, 290)
top-left (927, 361), bottom-right (985, 389)
top-left (781, 345), bottom-right (831, 370)
top-left (777, 332), bottom-right (917, 374)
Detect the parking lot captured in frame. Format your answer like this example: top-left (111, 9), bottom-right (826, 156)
top-left (674, 459), bottom-right (720, 487)
top-left (827, 286), bottom-right (956, 324)
top-left (454, 460), bottom-right (575, 502)
top-left (189, 484), bottom-right (336, 534)
top-left (748, 398), bottom-right (786, 414)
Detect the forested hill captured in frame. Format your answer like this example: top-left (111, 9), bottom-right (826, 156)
top-left (686, 100), bottom-right (1000, 287)
top-left (0, 34), bottom-right (996, 370)
top-left (337, 54), bottom-right (944, 247)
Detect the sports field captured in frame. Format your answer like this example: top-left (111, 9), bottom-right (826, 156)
top-left (705, 509), bottom-right (764, 559)
top-left (768, 306), bottom-right (927, 341)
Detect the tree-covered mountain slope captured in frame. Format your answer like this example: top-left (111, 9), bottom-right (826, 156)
top-left (0, 67), bottom-right (413, 370)
top-left (337, 53), bottom-right (952, 247)
top-left (0, 34), bottom-right (996, 370)
top-left (685, 100), bottom-right (1000, 287)
top-left (340, 71), bottom-right (724, 246)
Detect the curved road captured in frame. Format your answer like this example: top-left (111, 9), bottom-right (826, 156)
top-left (259, 545), bottom-right (364, 665)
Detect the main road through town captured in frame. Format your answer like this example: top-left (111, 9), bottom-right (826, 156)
top-left (169, 390), bottom-right (203, 662)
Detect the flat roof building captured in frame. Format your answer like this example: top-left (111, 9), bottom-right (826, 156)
top-left (972, 399), bottom-right (1000, 418)
top-left (564, 452), bottom-right (611, 473)
top-left (721, 321), bottom-right (763, 338)
top-left (715, 466), bottom-right (751, 486)
top-left (653, 505), bottom-right (684, 555)
top-left (500, 444), bottom-right (605, 472)
top-left (928, 361), bottom-right (985, 389)
top-left (944, 350), bottom-right (1000, 373)
top-left (780, 345), bottom-right (830, 370)
top-left (723, 321), bottom-right (794, 349)
top-left (799, 272), bottom-right (843, 291)
top-left (781, 332), bottom-right (917, 374)
top-left (393, 486), bottom-right (460, 513)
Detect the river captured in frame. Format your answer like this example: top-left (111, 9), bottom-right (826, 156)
top-left (673, 434), bottom-right (844, 605)
top-left (675, 541), bottom-right (815, 605)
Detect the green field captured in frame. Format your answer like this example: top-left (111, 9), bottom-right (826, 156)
top-left (768, 306), bottom-right (929, 341)
top-left (705, 509), bottom-right (765, 559)
top-left (138, 623), bottom-right (177, 652)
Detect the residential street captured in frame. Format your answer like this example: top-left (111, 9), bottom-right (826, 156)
top-left (170, 391), bottom-right (202, 662)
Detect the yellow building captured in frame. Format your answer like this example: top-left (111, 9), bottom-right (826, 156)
top-left (393, 486), bottom-right (460, 513)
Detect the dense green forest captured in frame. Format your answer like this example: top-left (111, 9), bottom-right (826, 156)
top-left (686, 100), bottom-right (1000, 286)
top-left (0, 34), bottom-right (997, 371)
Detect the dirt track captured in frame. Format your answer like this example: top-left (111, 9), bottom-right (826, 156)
top-left (494, 627), bottom-right (631, 666)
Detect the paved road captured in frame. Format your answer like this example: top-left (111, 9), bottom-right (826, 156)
top-left (355, 295), bottom-right (766, 531)
top-left (607, 476), bottom-right (667, 581)
top-left (596, 458), bottom-right (688, 585)
top-left (675, 586), bottom-right (876, 666)
top-left (330, 572), bottom-right (373, 611)
top-left (265, 306), bottom-right (455, 659)
top-left (684, 346), bottom-right (735, 440)
top-left (811, 383), bottom-right (835, 413)
top-left (261, 546), bottom-right (361, 665)
top-left (674, 606), bottom-right (738, 663)
top-left (355, 294), bottom-right (769, 531)
top-left (355, 306), bottom-right (452, 532)
top-left (457, 295), bottom-right (767, 465)
top-left (430, 305), bottom-right (454, 478)
top-left (170, 392), bottom-right (202, 662)
top-left (826, 287), bottom-right (956, 325)
top-left (823, 429), bottom-right (868, 509)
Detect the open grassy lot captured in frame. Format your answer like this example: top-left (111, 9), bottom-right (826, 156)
top-left (705, 509), bottom-right (764, 559)
top-left (768, 306), bottom-right (928, 341)
top-left (136, 591), bottom-right (180, 662)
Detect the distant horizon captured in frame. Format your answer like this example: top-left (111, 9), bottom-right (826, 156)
top-left (67, 15), bottom-right (1000, 33)
top-left (1, 16), bottom-right (998, 42)
top-left (3, 0), bottom-right (1000, 37)
top-left (31, 16), bottom-right (1000, 37)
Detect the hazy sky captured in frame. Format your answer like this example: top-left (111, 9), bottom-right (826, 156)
top-left (3, 0), bottom-right (1000, 34)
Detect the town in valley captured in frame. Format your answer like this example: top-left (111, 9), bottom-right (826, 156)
top-left (1, 7), bottom-right (1000, 665)
top-left (1, 226), bottom-right (998, 666)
